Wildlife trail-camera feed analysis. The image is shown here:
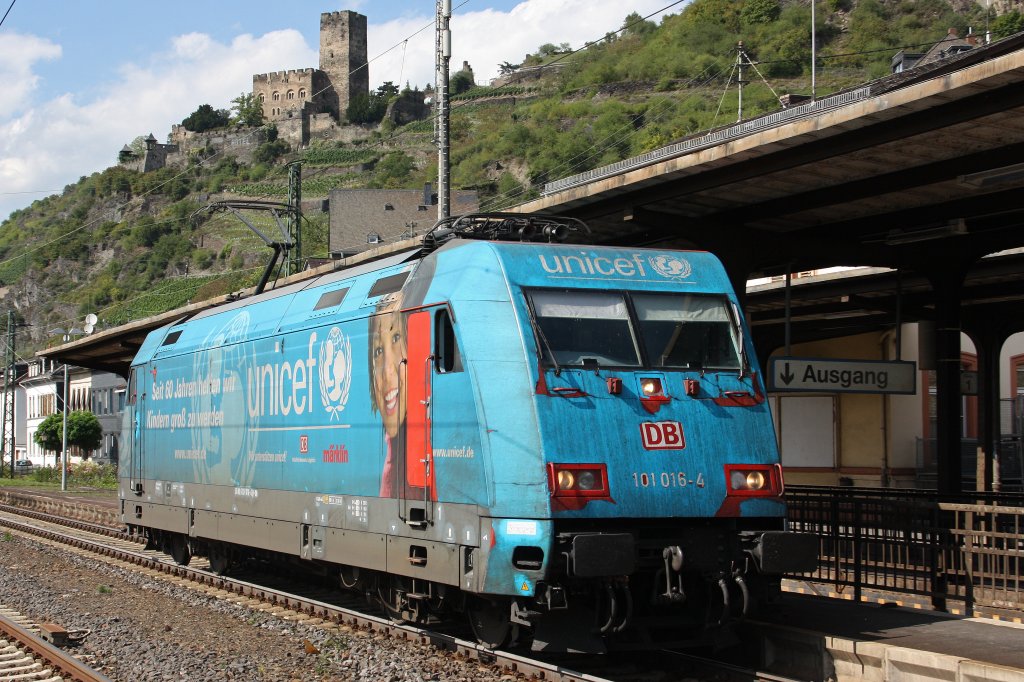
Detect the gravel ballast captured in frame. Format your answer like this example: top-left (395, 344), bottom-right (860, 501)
top-left (0, 532), bottom-right (513, 681)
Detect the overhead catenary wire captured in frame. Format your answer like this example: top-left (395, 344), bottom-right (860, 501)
top-left (0, 0), bottom-right (16, 29)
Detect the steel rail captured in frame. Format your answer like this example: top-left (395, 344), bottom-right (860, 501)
top-left (0, 510), bottom-right (608, 682)
top-left (0, 611), bottom-right (113, 682)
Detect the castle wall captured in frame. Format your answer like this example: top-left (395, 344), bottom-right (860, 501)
top-left (143, 143), bottom-right (178, 172)
top-left (275, 117), bottom-right (307, 147)
top-left (308, 112), bottom-right (342, 143)
top-left (168, 125), bottom-right (271, 166)
top-left (319, 11), bottom-right (368, 121)
top-left (386, 91), bottom-right (430, 126)
top-left (253, 68), bottom-right (317, 122)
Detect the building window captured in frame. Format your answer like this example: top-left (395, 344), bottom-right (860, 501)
top-left (298, 89), bottom-right (307, 99)
top-left (287, 90), bottom-right (295, 100)
top-left (259, 93), bottom-right (265, 103)
top-left (272, 92), bottom-right (280, 101)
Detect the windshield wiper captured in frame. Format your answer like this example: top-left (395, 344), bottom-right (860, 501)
top-left (526, 304), bottom-right (562, 376)
top-left (730, 301), bottom-right (749, 378)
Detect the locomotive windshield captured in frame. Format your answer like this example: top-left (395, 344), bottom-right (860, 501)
top-left (633, 293), bottom-right (741, 370)
top-left (529, 290), bottom-right (641, 367)
top-left (527, 289), bottom-right (741, 370)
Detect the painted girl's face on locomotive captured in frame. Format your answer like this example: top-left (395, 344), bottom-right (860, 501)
top-left (370, 298), bottom-right (406, 439)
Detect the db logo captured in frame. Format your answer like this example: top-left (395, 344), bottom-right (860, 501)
top-left (640, 421), bottom-right (686, 450)
top-left (299, 435), bottom-right (309, 454)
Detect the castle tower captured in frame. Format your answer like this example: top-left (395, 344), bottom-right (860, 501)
top-left (319, 11), bottom-right (369, 121)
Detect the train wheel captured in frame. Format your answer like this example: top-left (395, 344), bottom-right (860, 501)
top-left (378, 576), bottom-right (409, 624)
top-left (208, 543), bottom-right (230, 575)
top-left (168, 534), bottom-right (191, 566)
top-left (467, 596), bottom-right (515, 649)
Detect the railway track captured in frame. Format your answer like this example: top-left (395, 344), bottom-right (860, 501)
top-left (0, 505), bottom-right (611, 681)
top-left (0, 606), bottom-right (111, 682)
top-left (0, 503), bottom-right (814, 682)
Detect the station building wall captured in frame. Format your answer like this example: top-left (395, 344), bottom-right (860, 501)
top-left (769, 322), bottom-right (1024, 489)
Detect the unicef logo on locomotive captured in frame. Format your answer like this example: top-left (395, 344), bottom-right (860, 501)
top-left (318, 327), bottom-right (352, 419)
top-left (648, 254), bottom-right (692, 279)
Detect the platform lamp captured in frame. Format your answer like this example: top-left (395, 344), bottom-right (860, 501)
top-left (49, 325), bottom-right (85, 491)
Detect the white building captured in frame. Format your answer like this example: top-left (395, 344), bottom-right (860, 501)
top-left (21, 360), bottom-right (126, 467)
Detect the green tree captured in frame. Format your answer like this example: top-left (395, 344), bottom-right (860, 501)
top-left (377, 81), bottom-right (400, 99)
top-left (252, 139), bottom-right (290, 164)
top-left (993, 11), bottom-right (1024, 39)
top-left (346, 82), bottom-right (402, 124)
top-left (372, 151), bottom-right (416, 187)
top-left (741, 0), bottom-right (781, 25)
top-left (33, 411), bottom-right (103, 460)
top-left (623, 12), bottom-right (657, 36)
top-left (231, 92), bottom-right (264, 126)
top-left (181, 104), bottom-right (230, 133)
top-left (450, 70), bottom-right (474, 95)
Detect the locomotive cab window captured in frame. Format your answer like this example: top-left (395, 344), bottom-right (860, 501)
top-left (434, 308), bottom-right (461, 373)
top-left (633, 293), bottom-right (741, 370)
top-left (527, 290), bottom-right (640, 367)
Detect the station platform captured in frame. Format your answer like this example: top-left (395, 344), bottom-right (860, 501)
top-left (750, 589), bottom-right (1024, 681)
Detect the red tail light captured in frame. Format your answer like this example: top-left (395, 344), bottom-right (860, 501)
top-left (724, 463), bottom-right (783, 497)
top-left (547, 463), bottom-right (611, 510)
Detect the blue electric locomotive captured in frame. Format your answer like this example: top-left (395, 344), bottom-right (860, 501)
top-left (119, 214), bottom-right (816, 651)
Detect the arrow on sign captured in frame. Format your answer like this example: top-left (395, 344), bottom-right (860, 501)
top-left (779, 362), bottom-right (795, 385)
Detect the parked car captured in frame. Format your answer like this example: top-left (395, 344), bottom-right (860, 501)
top-left (14, 459), bottom-right (33, 474)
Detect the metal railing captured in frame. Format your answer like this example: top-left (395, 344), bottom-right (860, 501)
top-left (785, 486), bottom-right (1024, 613)
top-left (541, 87), bottom-right (872, 195)
top-left (942, 503), bottom-right (1023, 611)
top-left (915, 437), bottom-right (1024, 490)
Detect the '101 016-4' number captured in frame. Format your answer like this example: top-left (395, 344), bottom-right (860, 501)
top-left (632, 471), bottom-right (705, 488)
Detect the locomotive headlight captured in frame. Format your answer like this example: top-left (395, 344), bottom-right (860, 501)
top-left (557, 470), bottom-right (576, 490)
top-left (725, 464), bottom-right (781, 497)
top-left (729, 469), bottom-right (766, 491)
top-left (576, 470), bottom-right (597, 490)
top-left (640, 378), bottom-right (663, 396)
top-left (745, 470), bottom-right (766, 490)
top-left (730, 470), bottom-right (748, 490)
top-left (547, 464), bottom-right (610, 510)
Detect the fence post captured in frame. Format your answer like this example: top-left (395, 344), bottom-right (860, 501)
top-left (831, 495), bottom-right (841, 589)
top-left (853, 498), bottom-right (862, 604)
top-left (963, 508), bottom-right (974, 616)
top-left (931, 500), bottom-right (948, 612)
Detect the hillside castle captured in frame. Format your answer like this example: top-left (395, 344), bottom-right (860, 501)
top-left (120, 9), bottom-right (372, 172)
top-left (252, 10), bottom-right (369, 146)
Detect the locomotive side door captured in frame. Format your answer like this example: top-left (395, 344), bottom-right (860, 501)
top-left (402, 309), bottom-right (435, 527)
top-left (126, 366), bottom-right (144, 493)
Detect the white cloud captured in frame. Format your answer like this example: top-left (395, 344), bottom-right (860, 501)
top-left (0, 32), bottom-right (61, 118)
top-left (367, 0), bottom-right (670, 90)
top-left (0, 29), bottom-right (315, 221)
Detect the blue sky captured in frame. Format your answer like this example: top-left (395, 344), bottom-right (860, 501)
top-left (0, 1), bottom-right (673, 222)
